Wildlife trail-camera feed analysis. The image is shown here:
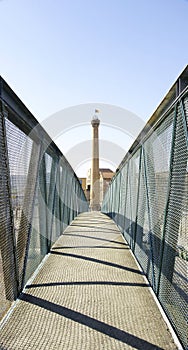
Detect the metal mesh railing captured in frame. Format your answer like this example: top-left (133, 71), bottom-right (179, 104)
top-left (0, 78), bottom-right (88, 320)
top-left (102, 89), bottom-right (188, 349)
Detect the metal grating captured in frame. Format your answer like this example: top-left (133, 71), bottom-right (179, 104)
top-left (158, 101), bottom-right (188, 348)
top-left (0, 109), bottom-right (17, 320)
top-left (0, 80), bottom-right (88, 321)
top-left (102, 90), bottom-right (188, 349)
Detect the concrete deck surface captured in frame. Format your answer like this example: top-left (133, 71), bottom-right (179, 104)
top-left (0, 212), bottom-right (179, 349)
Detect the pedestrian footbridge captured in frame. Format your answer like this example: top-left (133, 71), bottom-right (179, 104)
top-left (0, 67), bottom-right (187, 349)
top-left (0, 212), bottom-right (181, 350)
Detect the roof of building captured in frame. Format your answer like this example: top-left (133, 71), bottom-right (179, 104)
top-left (99, 168), bottom-right (114, 173)
top-left (100, 169), bottom-right (115, 179)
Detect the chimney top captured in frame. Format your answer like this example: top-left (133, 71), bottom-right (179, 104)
top-left (91, 109), bottom-right (100, 126)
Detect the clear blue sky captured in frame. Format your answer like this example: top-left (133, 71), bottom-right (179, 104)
top-left (0, 0), bottom-right (188, 175)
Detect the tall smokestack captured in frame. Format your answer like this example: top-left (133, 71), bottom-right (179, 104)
top-left (90, 110), bottom-right (100, 211)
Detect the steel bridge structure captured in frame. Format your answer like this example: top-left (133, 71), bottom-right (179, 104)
top-left (0, 67), bottom-right (187, 349)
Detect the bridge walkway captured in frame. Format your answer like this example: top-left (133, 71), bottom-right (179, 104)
top-left (0, 212), bottom-right (179, 350)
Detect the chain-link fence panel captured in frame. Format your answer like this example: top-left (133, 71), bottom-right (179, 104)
top-left (102, 89), bottom-right (188, 350)
top-left (0, 78), bottom-right (88, 320)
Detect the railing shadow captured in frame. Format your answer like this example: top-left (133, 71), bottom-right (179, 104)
top-left (63, 233), bottom-right (127, 246)
top-left (52, 245), bottom-right (128, 250)
top-left (50, 250), bottom-right (143, 275)
top-left (19, 293), bottom-right (163, 350)
top-left (25, 281), bottom-right (150, 289)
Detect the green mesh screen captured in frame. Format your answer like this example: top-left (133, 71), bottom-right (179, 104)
top-left (102, 91), bottom-right (188, 349)
top-left (0, 86), bottom-right (88, 320)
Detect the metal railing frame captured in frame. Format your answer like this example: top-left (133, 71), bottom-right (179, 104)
top-left (0, 77), bottom-right (88, 308)
top-left (102, 72), bottom-right (188, 349)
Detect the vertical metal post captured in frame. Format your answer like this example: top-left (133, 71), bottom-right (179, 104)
top-left (0, 102), bottom-right (18, 300)
top-left (109, 181), bottom-right (113, 215)
top-left (62, 166), bottom-right (69, 229)
top-left (143, 147), bottom-right (156, 291)
top-left (47, 157), bottom-right (58, 245)
top-left (132, 147), bottom-right (142, 252)
top-left (123, 161), bottom-right (129, 238)
top-left (180, 98), bottom-right (188, 144)
top-left (156, 107), bottom-right (177, 296)
top-left (113, 176), bottom-right (118, 220)
top-left (58, 165), bottom-right (64, 232)
top-left (69, 175), bottom-right (75, 224)
top-left (116, 172), bottom-right (122, 229)
top-left (16, 139), bottom-right (42, 291)
top-left (66, 167), bottom-right (71, 225)
top-left (55, 163), bottom-right (62, 238)
top-left (38, 151), bottom-right (49, 256)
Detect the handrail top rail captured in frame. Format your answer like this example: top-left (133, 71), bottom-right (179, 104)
top-left (116, 65), bottom-right (188, 175)
top-left (0, 76), bottom-right (83, 187)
